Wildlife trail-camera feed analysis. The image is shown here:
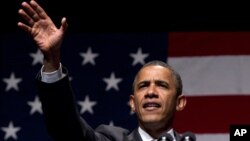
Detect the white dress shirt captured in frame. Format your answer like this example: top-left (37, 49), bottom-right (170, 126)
top-left (40, 64), bottom-right (64, 83)
top-left (138, 126), bottom-right (176, 141)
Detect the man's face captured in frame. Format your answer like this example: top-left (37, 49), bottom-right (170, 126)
top-left (130, 65), bottom-right (179, 127)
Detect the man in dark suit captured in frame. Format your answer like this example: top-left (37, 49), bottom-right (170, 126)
top-left (17, 1), bottom-right (187, 141)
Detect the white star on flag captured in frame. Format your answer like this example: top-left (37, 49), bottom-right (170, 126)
top-left (77, 95), bottom-right (97, 114)
top-left (2, 72), bottom-right (22, 91)
top-left (130, 47), bottom-right (149, 66)
top-left (29, 49), bottom-right (44, 65)
top-left (27, 96), bottom-right (43, 115)
top-left (103, 72), bottom-right (122, 91)
top-left (1, 121), bottom-right (21, 140)
top-left (80, 47), bottom-right (99, 65)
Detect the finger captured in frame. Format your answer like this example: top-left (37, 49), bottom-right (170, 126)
top-left (18, 9), bottom-right (35, 26)
top-left (21, 1), bottom-right (40, 22)
top-left (30, 0), bottom-right (48, 19)
top-left (60, 17), bottom-right (68, 32)
top-left (17, 22), bottom-right (32, 33)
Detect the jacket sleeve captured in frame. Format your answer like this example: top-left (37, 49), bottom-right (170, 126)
top-left (35, 67), bottom-right (96, 141)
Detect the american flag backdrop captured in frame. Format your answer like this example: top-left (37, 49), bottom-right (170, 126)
top-left (1, 31), bottom-right (250, 141)
top-left (0, 32), bottom-right (167, 141)
top-left (169, 32), bottom-right (250, 141)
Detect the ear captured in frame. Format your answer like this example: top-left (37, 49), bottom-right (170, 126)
top-left (129, 95), bottom-right (136, 112)
top-left (176, 94), bottom-right (187, 111)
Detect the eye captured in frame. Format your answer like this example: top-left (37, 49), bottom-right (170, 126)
top-left (138, 83), bottom-right (147, 89)
top-left (159, 84), bottom-right (168, 88)
top-left (137, 81), bottom-right (149, 89)
top-left (156, 81), bottom-right (169, 89)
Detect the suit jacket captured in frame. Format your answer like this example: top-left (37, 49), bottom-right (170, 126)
top-left (35, 69), bottom-right (181, 141)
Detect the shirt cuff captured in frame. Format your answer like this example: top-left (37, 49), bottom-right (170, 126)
top-left (41, 63), bottom-right (64, 83)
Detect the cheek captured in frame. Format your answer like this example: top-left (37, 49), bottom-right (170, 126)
top-left (134, 95), bottom-right (143, 106)
top-left (133, 95), bottom-right (144, 110)
top-left (161, 95), bottom-right (176, 111)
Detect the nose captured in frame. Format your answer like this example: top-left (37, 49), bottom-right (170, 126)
top-left (145, 84), bottom-right (158, 98)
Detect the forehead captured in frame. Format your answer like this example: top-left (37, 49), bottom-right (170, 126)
top-left (137, 65), bottom-right (173, 81)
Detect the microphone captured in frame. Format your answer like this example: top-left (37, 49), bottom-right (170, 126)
top-left (179, 131), bottom-right (196, 141)
top-left (157, 133), bottom-right (173, 141)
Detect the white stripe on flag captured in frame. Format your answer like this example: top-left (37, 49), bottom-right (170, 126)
top-left (168, 55), bottom-right (250, 96)
top-left (196, 133), bottom-right (229, 141)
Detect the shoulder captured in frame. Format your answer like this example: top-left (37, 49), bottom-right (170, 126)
top-left (95, 124), bottom-right (130, 140)
top-left (95, 124), bottom-right (130, 134)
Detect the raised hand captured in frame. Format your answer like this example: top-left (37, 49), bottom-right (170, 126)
top-left (17, 0), bottom-right (68, 71)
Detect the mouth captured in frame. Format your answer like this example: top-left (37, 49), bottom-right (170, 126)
top-left (143, 102), bottom-right (161, 110)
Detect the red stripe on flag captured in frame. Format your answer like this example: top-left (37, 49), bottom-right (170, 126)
top-left (168, 32), bottom-right (250, 57)
top-left (173, 95), bottom-right (250, 133)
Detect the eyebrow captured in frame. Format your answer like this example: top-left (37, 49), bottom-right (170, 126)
top-left (137, 80), bottom-right (169, 87)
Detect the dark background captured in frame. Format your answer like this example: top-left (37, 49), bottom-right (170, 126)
top-left (2, 0), bottom-right (250, 33)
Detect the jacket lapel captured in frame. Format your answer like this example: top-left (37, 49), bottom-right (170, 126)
top-left (126, 128), bottom-right (143, 141)
top-left (126, 128), bottom-right (180, 141)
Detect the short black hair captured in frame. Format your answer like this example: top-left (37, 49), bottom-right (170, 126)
top-left (132, 60), bottom-right (183, 96)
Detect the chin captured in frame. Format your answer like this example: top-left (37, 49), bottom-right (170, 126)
top-left (142, 116), bottom-right (161, 123)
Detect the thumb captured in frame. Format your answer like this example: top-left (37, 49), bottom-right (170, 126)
top-left (60, 17), bottom-right (68, 32)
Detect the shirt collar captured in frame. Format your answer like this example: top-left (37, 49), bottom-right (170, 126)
top-left (138, 126), bottom-right (176, 141)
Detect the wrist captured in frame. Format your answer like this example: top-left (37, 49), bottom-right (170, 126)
top-left (43, 51), bottom-right (60, 72)
top-left (43, 59), bottom-right (60, 72)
